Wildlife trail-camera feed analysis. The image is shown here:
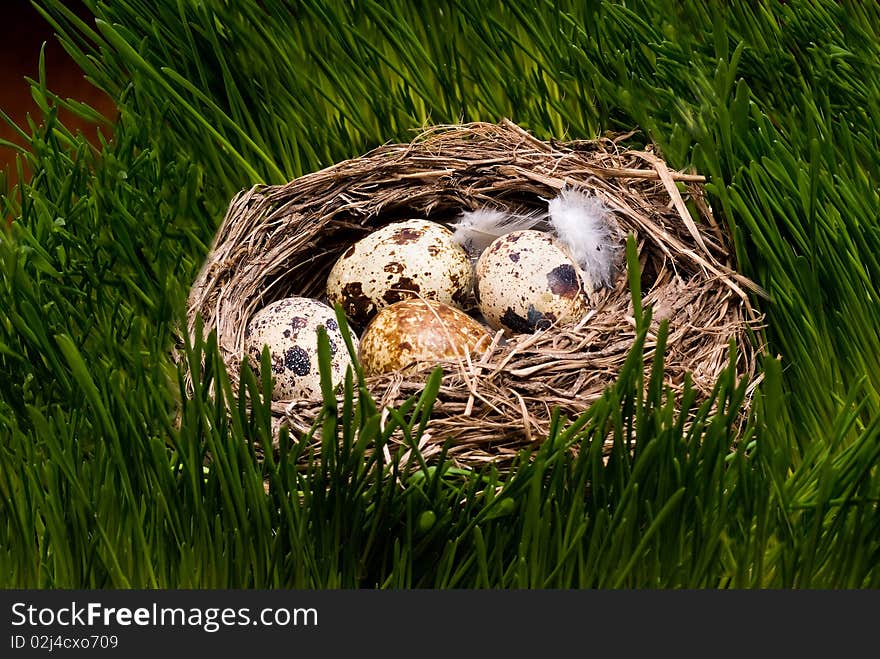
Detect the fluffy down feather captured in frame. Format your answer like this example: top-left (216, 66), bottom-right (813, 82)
top-left (547, 186), bottom-right (622, 290)
top-left (450, 207), bottom-right (544, 258)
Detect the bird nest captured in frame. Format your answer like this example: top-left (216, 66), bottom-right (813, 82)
top-left (186, 119), bottom-right (764, 467)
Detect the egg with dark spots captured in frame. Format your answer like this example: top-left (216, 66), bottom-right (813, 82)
top-left (475, 230), bottom-right (591, 335)
top-left (358, 299), bottom-right (491, 376)
top-left (244, 296), bottom-right (359, 402)
top-left (326, 219), bottom-right (474, 327)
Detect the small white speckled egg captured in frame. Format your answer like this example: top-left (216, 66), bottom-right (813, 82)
top-left (358, 299), bottom-right (491, 376)
top-left (244, 297), bottom-right (359, 402)
top-left (326, 219), bottom-right (473, 328)
top-left (475, 230), bottom-right (591, 335)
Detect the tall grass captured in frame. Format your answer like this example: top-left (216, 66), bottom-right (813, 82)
top-left (1, 0), bottom-right (879, 587)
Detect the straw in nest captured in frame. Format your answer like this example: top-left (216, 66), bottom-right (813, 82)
top-left (186, 119), bottom-right (765, 467)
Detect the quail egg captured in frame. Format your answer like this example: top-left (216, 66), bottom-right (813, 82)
top-left (244, 296), bottom-right (359, 402)
top-left (326, 219), bottom-right (473, 328)
top-left (475, 229), bottom-right (591, 335)
top-left (358, 298), bottom-right (491, 376)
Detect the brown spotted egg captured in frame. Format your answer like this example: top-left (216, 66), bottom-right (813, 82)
top-left (475, 230), bottom-right (591, 335)
top-left (244, 297), bottom-right (359, 402)
top-left (358, 299), bottom-right (491, 376)
top-left (326, 219), bottom-right (473, 328)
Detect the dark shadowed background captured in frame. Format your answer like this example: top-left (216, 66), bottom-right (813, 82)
top-left (1, 0), bottom-right (115, 188)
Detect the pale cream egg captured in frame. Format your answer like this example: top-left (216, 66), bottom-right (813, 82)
top-left (326, 219), bottom-right (473, 328)
top-left (475, 230), bottom-right (591, 335)
top-left (244, 297), bottom-right (358, 402)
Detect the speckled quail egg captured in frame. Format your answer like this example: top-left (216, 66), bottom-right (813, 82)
top-left (475, 230), bottom-right (591, 335)
top-left (358, 298), bottom-right (491, 376)
top-left (326, 219), bottom-right (473, 328)
top-left (244, 296), bottom-right (359, 402)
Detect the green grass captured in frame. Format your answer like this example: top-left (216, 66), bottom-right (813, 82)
top-left (1, 0), bottom-right (880, 587)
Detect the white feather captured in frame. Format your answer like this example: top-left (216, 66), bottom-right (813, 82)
top-left (547, 186), bottom-right (622, 290)
top-left (450, 207), bottom-right (545, 258)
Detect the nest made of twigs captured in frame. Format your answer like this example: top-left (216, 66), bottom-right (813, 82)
top-left (186, 119), bottom-right (765, 467)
